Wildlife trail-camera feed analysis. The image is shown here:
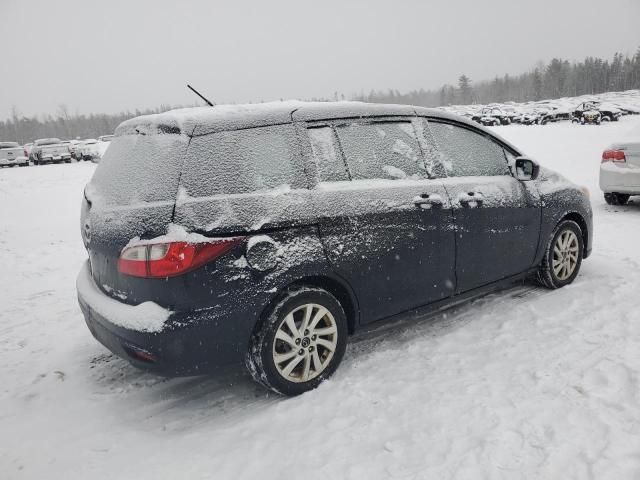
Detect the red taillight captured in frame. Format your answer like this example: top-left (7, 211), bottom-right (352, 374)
top-left (601, 149), bottom-right (626, 163)
top-left (118, 238), bottom-right (242, 278)
top-left (24, 149), bottom-right (28, 157)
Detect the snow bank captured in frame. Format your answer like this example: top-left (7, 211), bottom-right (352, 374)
top-left (76, 261), bottom-right (170, 332)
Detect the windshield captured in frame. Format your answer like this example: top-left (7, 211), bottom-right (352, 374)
top-left (0, 142), bottom-right (20, 149)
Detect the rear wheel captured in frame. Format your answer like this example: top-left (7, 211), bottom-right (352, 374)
top-left (247, 287), bottom-right (348, 396)
top-left (538, 220), bottom-right (583, 289)
top-left (604, 192), bottom-right (630, 205)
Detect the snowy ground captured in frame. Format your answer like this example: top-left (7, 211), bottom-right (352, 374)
top-left (2, 118), bottom-right (640, 480)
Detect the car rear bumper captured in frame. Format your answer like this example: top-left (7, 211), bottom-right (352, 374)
top-left (600, 163), bottom-right (640, 194)
top-left (76, 261), bottom-right (248, 376)
top-left (0, 157), bottom-right (28, 166)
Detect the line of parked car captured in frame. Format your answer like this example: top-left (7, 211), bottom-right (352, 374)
top-left (1, 135), bottom-right (113, 168)
top-left (447, 91), bottom-right (640, 127)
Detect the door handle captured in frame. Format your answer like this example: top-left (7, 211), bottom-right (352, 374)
top-left (413, 193), bottom-right (443, 208)
top-left (458, 192), bottom-right (484, 207)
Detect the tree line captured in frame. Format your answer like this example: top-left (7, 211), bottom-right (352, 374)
top-left (355, 47), bottom-right (640, 107)
top-left (0, 103), bottom-right (199, 145)
top-left (2, 47), bottom-right (640, 143)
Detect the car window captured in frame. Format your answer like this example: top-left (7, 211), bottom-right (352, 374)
top-left (307, 127), bottom-right (349, 182)
top-left (335, 121), bottom-right (425, 180)
top-left (428, 121), bottom-right (509, 177)
top-left (181, 124), bottom-right (304, 196)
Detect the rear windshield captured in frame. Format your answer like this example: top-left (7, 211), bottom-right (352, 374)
top-left (0, 142), bottom-right (19, 149)
top-left (180, 124), bottom-right (303, 197)
top-left (87, 133), bottom-right (188, 207)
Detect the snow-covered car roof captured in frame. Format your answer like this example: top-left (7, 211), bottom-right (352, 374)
top-left (35, 138), bottom-right (61, 145)
top-left (116, 101), bottom-right (451, 137)
top-left (114, 100), bottom-right (523, 157)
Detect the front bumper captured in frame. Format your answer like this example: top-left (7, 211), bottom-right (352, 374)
top-left (76, 261), bottom-right (249, 376)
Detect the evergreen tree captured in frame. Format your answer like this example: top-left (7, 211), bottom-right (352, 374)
top-left (458, 74), bottom-right (473, 104)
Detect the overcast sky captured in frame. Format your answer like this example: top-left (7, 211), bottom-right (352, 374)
top-left (2, 0), bottom-right (639, 120)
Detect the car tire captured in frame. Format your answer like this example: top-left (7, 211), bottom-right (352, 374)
top-left (602, 115), bottom-right (611, 122)
top-left (537, 220), bottom-right (584, 289)
top-left (247, 287), bottom-right (348, 396)
top-left (604, 193), bottom-right (630, 205)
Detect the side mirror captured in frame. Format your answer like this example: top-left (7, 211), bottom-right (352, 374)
top-left (514, 157), bottom-right (539, 181)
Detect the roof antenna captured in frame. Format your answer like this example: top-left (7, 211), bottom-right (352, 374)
top-left (187, 84), bottom-right (215, 107)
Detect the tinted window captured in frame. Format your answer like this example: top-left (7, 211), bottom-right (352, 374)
top-left (428, 122), bottom-right (509, 177)
top-left (308, 127), bottom-right (349, 182)
top-left (182, 124), bottom-right (302, 196)
top-left (335, 121), bottom-right (424, 180)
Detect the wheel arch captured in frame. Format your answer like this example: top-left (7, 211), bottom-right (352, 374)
top-left (258, 275), bottom-right (359, 335)
top-left (560, 211), bottom-right (589, 256)
top-left (287, 275), bottom-right (358, 334)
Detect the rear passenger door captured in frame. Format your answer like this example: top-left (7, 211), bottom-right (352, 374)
top-left (305, 118), bottom-right (456, 324)
top-left (426, 119), bottom-right (541, 293)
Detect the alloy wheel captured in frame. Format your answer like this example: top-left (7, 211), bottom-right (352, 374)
top-left (272, 303), bottom-right (338, 383)
top-left (552, 230), bottom-right (579, 281)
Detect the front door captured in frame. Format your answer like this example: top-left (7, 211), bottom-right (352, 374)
top-left (427, 119), bottom-right (541, 293)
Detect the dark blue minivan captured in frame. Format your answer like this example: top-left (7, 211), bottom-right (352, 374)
top-left (77, 102), bottom-right (592, 395)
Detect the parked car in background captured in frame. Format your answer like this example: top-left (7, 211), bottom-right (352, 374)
top-left (472, 106), bottom-right (512, 126)
top-left (77, 139), bottom-right (101, 161)
top-left (98, 135), bottom-right (114, 142)
top-left (61, 140), bottom-right (80, 159)
top-left (23, 142), bottom-right (34, 160)
top-left (0, 142), bottom-right (29, 167)
top-left (77, 102), bottom-right (592, 396)
top-left (519, 108), bottom-right (547, 125)
top-left (597, 103), bottom-right (623, 122)
top-left (501, 106), bottom-right (522, 124)
top-left (32, 138), bottom-right (72, 165)
top-left (600, 134), bottom-right (640, 205)
top-left (573, 101), bottom-right (618, 123)
top-left (72, 140), bottom-right (86, 160)
top-left (572, 102), bottom-right (601, 125)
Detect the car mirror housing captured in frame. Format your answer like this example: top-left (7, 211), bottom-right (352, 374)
top-left (514, 156), bottom-right (539, 181)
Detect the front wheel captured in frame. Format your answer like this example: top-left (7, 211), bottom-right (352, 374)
top-left (247, 287), bottom-right (348, 396)
top-left (538, 220), bottom-right (584, 289)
